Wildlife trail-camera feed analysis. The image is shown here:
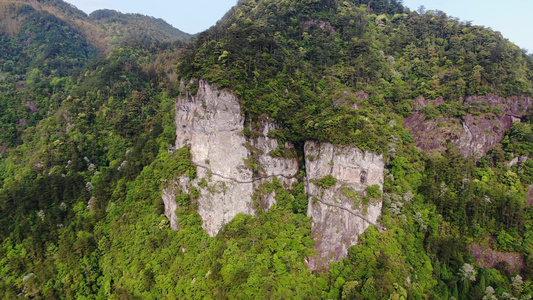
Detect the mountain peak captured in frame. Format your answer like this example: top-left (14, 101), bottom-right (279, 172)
top-left (179, 0), bottom-right (532, 150)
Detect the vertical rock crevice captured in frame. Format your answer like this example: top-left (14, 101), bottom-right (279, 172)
top-left (250, 120), bottom-right (299, 211)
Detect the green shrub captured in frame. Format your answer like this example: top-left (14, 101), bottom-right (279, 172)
top-left (365, 184), bottom-right (382, 198)
top-left (316, 175), bottom-right (338, 189)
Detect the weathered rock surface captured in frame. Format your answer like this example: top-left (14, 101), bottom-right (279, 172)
top-left (405, 94), bottom-right (532, 158)
top-left (507, 155), bottom-right (529, 168)
top-left (527, 185), bottom-right (533, 206)
top-left (164, 80), bottom-right (299, 236)
top-left (470, 243), bottom-right (525, 274)
top-left (161, 177), bottom-right (190, 231)
top-left (161, 188), bottom-right (179, 230)
top-left (305, 141), bottom-right (384, 271)
top-left (164, 80), bottom-right (384, 268)
top-left (173, 80), bottom-right (254, 236)
top-left (251, 121), bottom-right (299, 211)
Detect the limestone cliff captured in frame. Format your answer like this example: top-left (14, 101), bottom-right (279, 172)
top-left (162, 177), bottom-right (190, 231)
top-left (405, 94), bottom-right (532, 158)
top-left (305, 141), bottom-right (384, 271)
top-left (164, 80), bottom-right (298, 236)
top-left (173, 79), bottom-right (253, 236)
top-left (163, 80), bottom-right (384, 269)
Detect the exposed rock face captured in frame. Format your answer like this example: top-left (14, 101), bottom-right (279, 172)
top-left (470, 243), bottom-right (525, 274)
top-left (527, 185), bottom-right (533, 206)
top-left (251, 121), bottom-right (299, 211)
top-left (304, 19), bottom-right (336, 33)
top-left (507, 155), bottom-right (529, 168)
top-left (405, 94), bottom-right (532, 158)
top-left (161, 177), bottom-right (190, 231)
top-left (164, 80), bottom-right (384, 268)
top-left (305, 141), bottom-right (384, 271)
top-left (174, 80), bottom-right (254, 236)
top-left (161, 188), bottom-right (179, 230)
top-left (165, 80), bottom-right (299, 236)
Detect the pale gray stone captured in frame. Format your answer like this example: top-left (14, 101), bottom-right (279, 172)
top-left (305, 141), bottom-right (384, 271)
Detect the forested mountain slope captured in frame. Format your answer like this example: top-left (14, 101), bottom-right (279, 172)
top-left (1, 0), bottom-right (533, 299)
top-left (180, 0), bottom-right (532, 150)
top-left (0, 0), bottom-right (190, 151)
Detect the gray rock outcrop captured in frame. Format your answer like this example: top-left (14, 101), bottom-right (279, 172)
top-left (174, 80), bottom-right (254, 236)
top-left (161, 188), bottom-right (179, 230)
top-left (305, 141), bottom-right (384, 271)
top-left (163, 80), bottom-right (385, 269)
top-left (250, 121), bottom-right (299, 211)
top-left (164, 80), bottom-right (298, 236)
top-left (162, 177), bottom-right (190, 231)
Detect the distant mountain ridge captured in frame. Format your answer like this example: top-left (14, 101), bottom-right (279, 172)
top-left (88, 9), bottom-right (191, 47)
top-left (0, 0), bottom-right (191, 52)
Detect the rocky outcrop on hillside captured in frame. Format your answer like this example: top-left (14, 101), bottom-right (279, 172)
top-left (405, 95), bottom-right (532, 158)
top-left (162, 177), bottom-right (190, 231)
top-left (164, 80), bottom-right (298, 236)
top-left (164, 81), bottom-right (385, 268)
top-left (305, 142), bottom-right (384, 271)
top-left (173, 80), bottom-right (254, 236)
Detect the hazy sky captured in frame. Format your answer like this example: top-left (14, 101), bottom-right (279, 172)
top-left (65, 0), bottom-right (532, 53)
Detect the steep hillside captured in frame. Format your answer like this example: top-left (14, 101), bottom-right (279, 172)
top-left (0, 0), bottom-right (190, 150)
top-left (1, 0), bottom-right (533, 299)
top-left (174, 0), bottom-right (533, 297)
top-left (0, 41), bottom-right (185, 298)
top-left (0, 0), bottom-right (109, 50)
top-left (0, 2), bottom-right (98, 150)
top-left (179, 0), bottom-right (533, 155)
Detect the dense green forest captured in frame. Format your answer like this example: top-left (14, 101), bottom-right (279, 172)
top-left (1, 0), bottom-right (533, 299)
top-left (0, 0), bottom-right (189, 150)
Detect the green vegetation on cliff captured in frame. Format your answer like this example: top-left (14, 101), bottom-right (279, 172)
top-left (178, 0), bottom-right (533, 152)
top-left (1, 0), bottom-right (533, 299)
